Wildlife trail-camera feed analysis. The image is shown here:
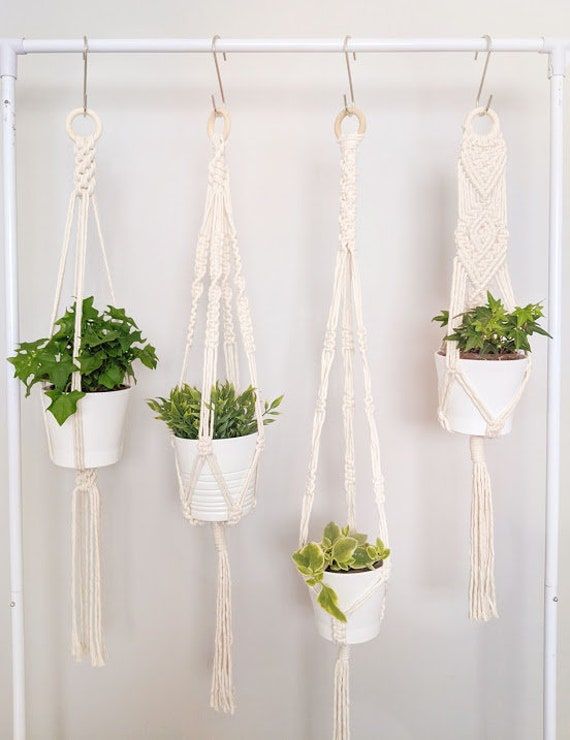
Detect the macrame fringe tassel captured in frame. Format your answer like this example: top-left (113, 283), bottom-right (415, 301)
top-left (333, 644), bottom-right (350, 740)
top-left (71, 469), bottom-right (105, 667)
top-left (210, 522), bottom-right (235, 714)
top-left (469, 436), bottom-right (498, 621)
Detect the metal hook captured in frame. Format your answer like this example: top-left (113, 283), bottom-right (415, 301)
top-left (82, 35), bottom-right (88, 116)
top-left (211, 34), bottom-right (227, 113)
top-left (474, 34), bottom-right (493, 113)
top-left (343, 35), bottom-right (357, 112)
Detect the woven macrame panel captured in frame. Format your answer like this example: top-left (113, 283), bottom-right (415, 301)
top-left (437, 106), bottom-right (531, 622)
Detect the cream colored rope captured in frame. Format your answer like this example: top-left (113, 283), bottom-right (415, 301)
top-left (437, 106), bottom-right (531, 621)
top-left (175, 109), bottom-right (265, 714)
top-left (44, 108), bottom-right (116, 667)
top-left (298, 116), bottom-right (390, 740)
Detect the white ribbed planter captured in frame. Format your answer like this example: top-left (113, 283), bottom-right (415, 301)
top-left (173, 432), bottom-right (257, 522)
top-left (313, 567), bottom-right (387, 645)
top-left (435, 351), bottom-right (529, 436)
top-left (44, 386), bottom-right (132, 469)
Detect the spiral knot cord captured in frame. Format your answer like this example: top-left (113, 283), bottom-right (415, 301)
top-left (208, 136), bottom-right (228, 189)
top-left (73, 137), bottom-right (97, 195)
top-left (197, 438), bottom-right (213, 456)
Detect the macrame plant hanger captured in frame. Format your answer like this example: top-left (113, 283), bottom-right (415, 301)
top-left (298, 48), bottom-right (391, 739)
top-left (44, 103), bottom-right (117, 667)
top-left (173, 45), bottom-right (265, 713)
top-left (437, 49), bottom-right (531, 621)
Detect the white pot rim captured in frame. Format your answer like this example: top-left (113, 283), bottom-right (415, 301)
top-left (435, 349), bottom-right (527, 363)
top-left (173, 431), bottom-right (258, 446)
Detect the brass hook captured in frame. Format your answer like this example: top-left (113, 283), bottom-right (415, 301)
top-left (211, 34), bottom-right (227, 113)
top-left (82, 35), bottom-right (88, 116)
top-left (343, 35), bottom-right (357, 112)
top-left (474, 34), bottom-right (493, 113)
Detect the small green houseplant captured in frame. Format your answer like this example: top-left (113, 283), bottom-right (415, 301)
top-left (147, 381), bottom-right (283, 439)
top-left (151, 382), bottom-right (283, 523)
top-left (8, 297), bottom-right (158, 425)
top-left (292, 522), bottom-right (390, 623)
top-left (433, 292), bottom-right (550, 358)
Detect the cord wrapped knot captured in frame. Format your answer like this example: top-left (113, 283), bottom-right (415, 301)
top-left (197, 438), bottom-right (213, 456)
top-left (73, 139), bottom-right (97, 195)
top-left (74, 468), bottom-right (97, 490)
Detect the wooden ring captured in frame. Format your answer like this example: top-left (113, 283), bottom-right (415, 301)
top-left (207, 107), bottom-right (231, 141)
top-left (334, 105), bottom-right (366, 140)
top-left (66, 108), bottom-right (102, 142)
top-left (464, 106), bottom-right (500, 138)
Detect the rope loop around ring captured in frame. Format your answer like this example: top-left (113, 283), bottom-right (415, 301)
top-left (207, 106), bottom-right (231, 141)
top-left (66, 107), bottom-right (103, 143)
top-left (334, 105), bottom-right (366, 140)
top-left (463, 106), bottom-right (500, 139)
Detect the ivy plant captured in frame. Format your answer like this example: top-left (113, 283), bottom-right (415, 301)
top-left (147, 381), bottom-right (283, 440)
top-left (8, 297), bottom-right (158, 425)
top-left (433, 292), bottom-right (550, 356)
top-left (292, 522), bottom-right (390, 623)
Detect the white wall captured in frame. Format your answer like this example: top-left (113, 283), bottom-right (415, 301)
top-left (1, 2), bottom-right (569, 738)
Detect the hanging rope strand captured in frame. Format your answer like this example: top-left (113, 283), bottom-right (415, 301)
top-left (297, 116), bottom-right (390, 740)
top-left (437, 106), bottom-right (530, 620)
top-left (174, 110), bottom-right (264, 714)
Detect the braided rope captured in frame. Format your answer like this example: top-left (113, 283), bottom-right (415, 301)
top-left (43, 109), bottom-right (115, 666)
top-left (297, 122), bottom-right (389, 740)
top-left (175, 116), bottom-right (264, 714)
top-left (437, 107), bottom-right (530, 621)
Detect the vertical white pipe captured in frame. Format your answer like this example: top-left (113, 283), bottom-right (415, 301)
top-left (1, 65), bottom-right (26, 738)
top-left (544, 48), bottom-right (565, 740)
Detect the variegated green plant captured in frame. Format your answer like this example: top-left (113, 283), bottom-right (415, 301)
top-left (292, 521), bottom-right (390, 622)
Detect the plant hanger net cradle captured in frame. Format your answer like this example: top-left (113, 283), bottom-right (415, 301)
top-left (297, 106), bottom-right (391, 740)
top-left (437, 105), bottom-right (532, 621)
top-left (173, 104), bottom-right (265, 714)
top-left (44, 107), bottom-right (117, 667)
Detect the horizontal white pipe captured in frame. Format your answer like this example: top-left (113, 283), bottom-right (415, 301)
top-left (16, 36), bottom-right (558, 55)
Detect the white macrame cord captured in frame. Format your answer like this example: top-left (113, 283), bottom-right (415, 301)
top-left (42, 108), bottom-right (117, 667)
top-left (437, 107), bottom-right (531, 621)
top-left (298, 118), bottom-right (391, 740)
top-left (174, 108), bottom-right (265, 714)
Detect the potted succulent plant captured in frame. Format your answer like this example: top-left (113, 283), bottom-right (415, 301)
top-left (148, 381), bottom-right (282, 521)
top-left (292, 522), bottom-right (391, 645)
top-left (8, 296), bottom-right (158, 468)
top-left (433, 292), bottom-right (550, 435)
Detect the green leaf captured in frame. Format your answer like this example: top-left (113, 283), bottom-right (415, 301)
top-left (44, 389), bottom-right (86, 426)
top-left (323, 522), bottom-right (341, 544)
top-left (332, 536), bottom-right (358, 565)
top-left (98, 363), bottom-right (124, 390)
top-left (317, 584), bottom-right (346, 623)
top-left (292, 542), bottom-right (324, 575)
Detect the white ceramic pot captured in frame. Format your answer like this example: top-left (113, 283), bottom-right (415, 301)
top-left (313, 567), bottom-right (388, 645)
top-left (435, 351), bottom-right (529, 437)
top-left (44, 386), bottom-right (132, 469)
top-left (173, 433), bottom-right (258, 522)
